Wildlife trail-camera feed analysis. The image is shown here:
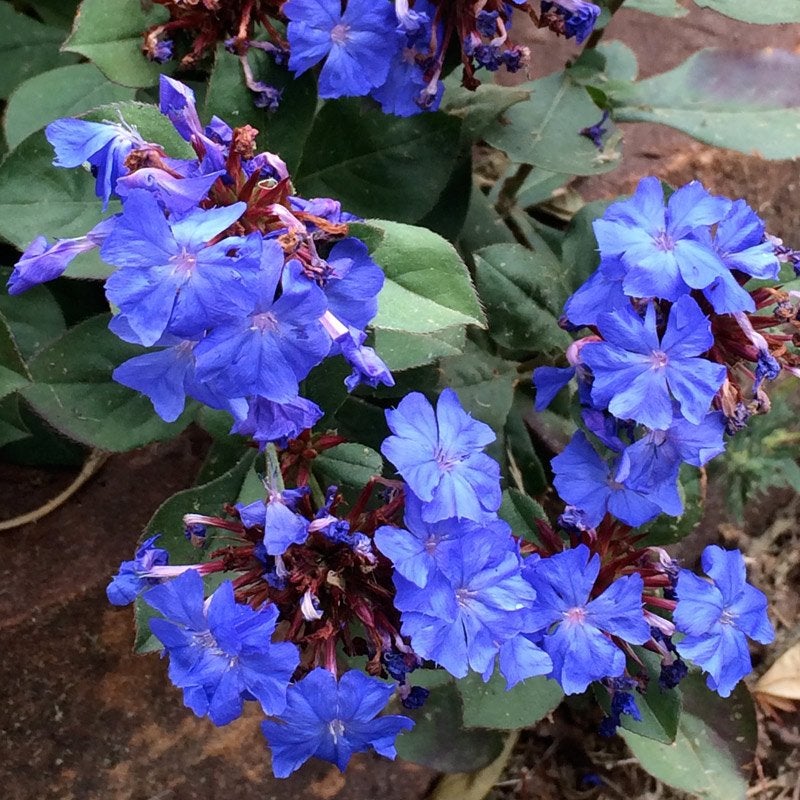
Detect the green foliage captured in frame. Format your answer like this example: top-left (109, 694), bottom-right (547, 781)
top-left (396, 676), bottom-right (506, 772)
top-left (4, 64), bottom-right (136, 151)
top-left (353, 220), bottom-right (484, 335)
top-left (459, 670), bottom-right (564, 730)
top-left (624, 0), bottom-right (688, 16)
top-left (609, 48), bottom-right (800, 159)
top-left (473, 243), bottom-right (572, 355)
top-left (0, 1), bottom-right (78, 99)
top-left (63, 0), bottom-right (169, 88)
top-left (0, 310), bottom-right (30, 400)
top-left (0, 395), bottom-right (30, 448)
top-left (711, 389), bottom-right (800, 519)
top-left (621, 672), bottom-right (757, 800)
top-left (694, 0), bottom-right (800, 23)
top-left (312, 443), bottom-right (383, 493)
top-left (295, 100), bottom-right (462, 222)
top-left (498, 489), bottom-right (547, 543)
top-left (20, 314), bottom-right (194, 451)
top-left (483, 70), bottom-right (622, 175)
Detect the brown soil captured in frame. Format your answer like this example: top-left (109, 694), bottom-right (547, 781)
top-left (2, 4), bottom-right (800, 800)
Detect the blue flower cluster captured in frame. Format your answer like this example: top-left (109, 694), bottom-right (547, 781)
top-left (536, 177), bottom-right (788, 529)
top-left (8, 76), bottom-right (394, 446)
top-left (143, 1), bottom-right (598, 116)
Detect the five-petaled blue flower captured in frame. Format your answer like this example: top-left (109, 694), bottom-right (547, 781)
top-left (381, 389), bottom-right (502, 523)
top-left (145, 570), bottom-right (300, 726)
top-left (260, 668), bottom-right (413, 777)
top-left (674, 545), bottom-right (773, 697)
top-left (107, 534), bottom-right (169, 606)
top-left (525, 544), bottom-right (650, 694)
top-left (582, 295), bottom-right (727, 431)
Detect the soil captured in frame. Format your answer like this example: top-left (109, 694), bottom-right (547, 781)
top-left (2, 4), bottom-right (800, 800)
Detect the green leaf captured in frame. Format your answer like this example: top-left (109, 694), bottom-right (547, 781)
top-left (28, 0), bottom-right (81, 28)
top-left (483, 71), bottom-right (622, 175)
top-left (0, 395), bottom-right (30, 448)
top-left (560, 199), bottom-right (613, 290)
top-left (312, 443), bottom-right (383, 492)
top-left (437, 344), bottom-right (517, 436)
top-left (21, 314), bottom-right (194, 451)
top-left (353, 220), bottom-right (484, 334)
top-left (622, 673), bottom-right (757, 800)
top-left (459, 669), bottom-right (563, 730)
top-left (373, 327), bottom-right (466, 372)
top-left (63, 0), bottom-right (169, 88)
top-left (458, 183), bottom-right (517, 254)
top-left (624, 0), bottom-right (688, 17)
top-left (441, 77), bottom-right (530, 145)
top-left (498, 489), bottom-right (547, 543)
top-left (0, 310), bottom-right (30, 399)
top-left (0, 2), bottom-right (79, 99)
top-left (204, 45), bottom-right (318, 175)
top-left (4, 63), bottom-right (136, 150)
top-left (396, 678), bottom-right (505, 772)
top-left (0, 273), bottom-right (66, 360)
top-left (504, 388), bottom-right (547, 497)
top-left (514, 168), bottom-right (571, 209)
top-left (610, 48), bottom-right (800, 159)
top-left (473, 243), bottom-right (572, 354)
top-left (596, 650), bottom-right (680, 743)
top-left (295, 100), bottom-right (462, 222)
top-left (694, 0), bottom-right (800, 23)
top-left (134, 451), bottom-right (257, 652)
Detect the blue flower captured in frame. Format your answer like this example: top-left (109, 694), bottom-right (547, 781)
top-left (582, 296), bottom-right (727, 430)
top-left (115, 168), bottom-right (223, 216)
top-left (284, 0), bottom-right (398, 99)
top-left (599, 684), bottom-right (642, 737)
top-left (159, 75), bottom-right (203, 141)
top-left (393, 527), bottom-right (541, 678)
top-left (260, 668), bottom-right (413, 777)
top-left (106, 535), bottom-right (169, 606)
top-left (237, 488), bottom-right (310, 556)
top-left (381, 389), bottom-right (501, 523)
top-left (593, 177), bottom-right (730, 300)
top-left (336, 328), bottom-right (395, 392)
top-left (230, 395), bottom-right (323, 447)
top-left (101, 190), bottom-right (262, 346)
top-left (541, 0), bottom-right (601, 44)
top-left (146, 570), bottom-right (300, 725)
top-left (551, 431), bottom-right (675, 527)
top-left (674, 545), bottom-right (773, 697)
top-left (525, 545), bottom-right (650, 694)
top-left (46, 117), bottom-right (147, 209)
top-left (533, 365), bottom-right (576, 412)
top-left (8, 217), bottom-right (114, 295)
top-left (563, 259), bottom-right (630, 327)
top-left (375, 493), bottom-right (470, 588)
top-left (193, 259), bottom-right (330, 403)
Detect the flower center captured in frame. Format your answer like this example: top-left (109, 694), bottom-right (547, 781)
top-left (650, 349), bottom-right (669, 370)
top-left (172, 249), bottom-right (197, 274)
top-left (434, 448), bottom-right (461, 472)
top-left (563, 606), bottom-right (587, 625)
top-left (328, 719), bottom-right (346, 742)
top-left (653, 230), bottom-right (675, 251)
top-left (251, 311), bottom-right (278, 332)
top-left (455, 587), bottom-right (476, 608)
top-left (330, 23), bottom-right (350, 44)
top-left (719, 608), bottom-right (737, 626)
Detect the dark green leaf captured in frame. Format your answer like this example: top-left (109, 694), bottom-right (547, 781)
top-left (352, 220), bottom-right (484, 334)
top-left (504, 388), bottom-right (547, 497)
top-left (4, 63), bottom-right (136, 150)
top-left (63, 0), bottom-right (169, 88)
top-left (498, 489), bottom-right (547, 543)
top-left (610, 49), bottom-right (800, 159)
top-left (473, 243), bottom-right (572, 354)
top-left (204, 45), bottom-right (318, 175)
top-left (596, 649), bottom-right (680, 743)
top-left (622, 672), bottom-right (756, 799)
top-left (560, 199), bottom-right (613, 291)
top-left (21, 314), bottom-right (194, 451)
top-left (459, 669), bottom-right (563, 730)
top-left (0, 2), bottom-right (78, 99)
top-left (312, 443), bottom-right (383, 492)
top-left (296, 100), bottom-right (462, 222)
top-left (4, 272), bottom-right (64, 349)
top-left (0, 395), bottom-right (30, 448)
top-left (0, 310), bottom-right (30, 399)
top-left (396, 677), bottom-right (505, 772)
top-left (458, 183), bottom-right (517, 255)
top-left (483, 71), bottom-right (622, 175)
top-left (694, 0), bottom-right (800, 23)
top-left (134, 451), bottom-right (257, 652)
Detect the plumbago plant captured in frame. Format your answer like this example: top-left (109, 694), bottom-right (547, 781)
top-left (3, 0), bottom-right (800, 795)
